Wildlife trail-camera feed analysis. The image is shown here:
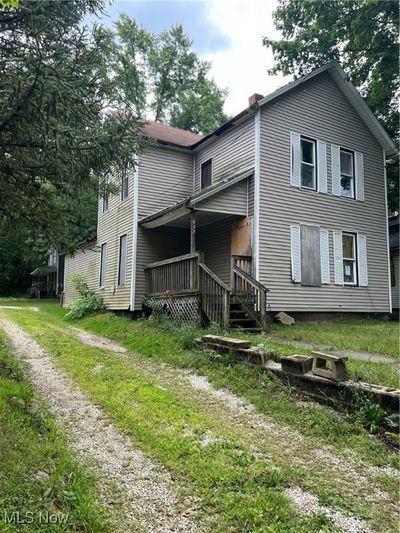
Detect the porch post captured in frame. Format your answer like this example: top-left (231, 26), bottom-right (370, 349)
top-left (190, 211), bottom-right (196, 253)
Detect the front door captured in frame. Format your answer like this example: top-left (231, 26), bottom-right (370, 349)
top-left (231, 217), bottom-right (253, 279)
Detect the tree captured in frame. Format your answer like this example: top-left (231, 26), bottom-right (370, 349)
top-left (112, 16), bottom-right (228, 134)
top-left (264, 0), bottom-right (399, 211)
top-left (0, 0), bottom-right (147, 245)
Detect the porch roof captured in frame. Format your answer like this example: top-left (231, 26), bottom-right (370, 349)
top-left (139, 167), bottom-right (254, 229)
top-left (31, 266), bottom-right (57, 277)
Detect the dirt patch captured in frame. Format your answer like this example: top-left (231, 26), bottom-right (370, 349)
top-left (0, 318), bottom-right (199, 533)
top-left (0, 305), bottom-right (39, 312)
top-left (70, 327), bottom-right (127, 353)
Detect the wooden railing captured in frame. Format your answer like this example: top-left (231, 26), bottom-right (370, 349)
top-left (232, 265), bottom-right (269, 330)
top-left (199, 263), bottom-right (230, 329)
top-left (144, 252), bottom-right (200, 296)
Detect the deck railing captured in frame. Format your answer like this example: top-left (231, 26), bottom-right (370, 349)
top-left (199, 263), bottom-right (230, 329)
top-left (144, 252), bottom-right (200, 296)
top-left (232, 265), bottom-right (269, 330)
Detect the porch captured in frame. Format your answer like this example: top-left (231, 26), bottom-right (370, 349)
top-left (144, 251), bottom-right (269, 331)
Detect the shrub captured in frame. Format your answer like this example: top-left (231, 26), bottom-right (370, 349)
top-left (353, 390), bottom-right (386, 434)
top-left (66, 274), bottom-right (105, 320)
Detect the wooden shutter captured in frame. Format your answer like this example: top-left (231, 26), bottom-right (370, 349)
top-left (317, 140), bottom-right (327, 193)
top-left (320, 229), bottom-right (330, 284)
top-left (333, 231), bottom-right (343, 285)
top-left (357, 234), bottom-right (368, 286)
top-left (290, 225), bottom-right (301, 283)
top-left (355, 152), bottom-right (364, 201)
top-left (301, 225), bottom-right (321, 286)
top-left (331, 144), bottom-right (341, 196)
top-left (290, 132), bottom-right (301, 188)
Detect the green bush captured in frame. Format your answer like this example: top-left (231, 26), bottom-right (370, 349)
top-left (66, 274), bottom-right (105, 320)
top-left (353, 390), bottom-right (387, 434)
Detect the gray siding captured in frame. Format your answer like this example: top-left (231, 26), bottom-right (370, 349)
top-left (194, 117), bottom-right (255, 192)
top-left (259, 71), bottom-right (390, 312)
top-left (134, 146), bottom-right (193, 309)
top-left (195, 180), bottom-right (248, 216)
top-left (391, 249), bottom-right (399, 310)
top-left (138, 146), bottom-right (193, 218)
top-left (197, 218), bottom-right (232, 285)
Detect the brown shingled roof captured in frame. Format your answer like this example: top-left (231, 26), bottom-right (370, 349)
top-left (142, 120), bottom-right (203, 147)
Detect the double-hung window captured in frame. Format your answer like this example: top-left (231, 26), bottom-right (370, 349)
top-left (342, 233), bottom-right (357, 285)
top-left (300, 137), bottom-right (316, 190)
top-left (102, 193), bottom-right (109, 213)
top-left (121, 167), bottom-right (129, 200)
top-left (340, 149), bottom-right (355, 198)
top-left (118, 234), bottom-right (127, 286)
top-left (201, 159), bottom-right (212, 189)
top-left (99, 243), bottom-right (107, 287)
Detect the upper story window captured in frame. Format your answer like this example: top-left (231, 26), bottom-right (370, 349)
top-left (300, 137), bottom-right (316, 190)
top-left (340, 149), bottom-right (355, 198)
top-left (342, 232), bottom-right (357, 285)
top-left (121, 167), bottom-right (129, 200)
top-left (201, 159), bottom-right (212, 189)
top-left (102, 193), bottom-right (109, 213)
top-left (118, 234), bottom-right (127, 286)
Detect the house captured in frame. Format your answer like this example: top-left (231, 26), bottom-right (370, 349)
top-left (63, 62), bottom-right (397, 329)
top-left (30, 249), bottom-right (65, 298)
top-left (389, 213), bottom-right (399, 313)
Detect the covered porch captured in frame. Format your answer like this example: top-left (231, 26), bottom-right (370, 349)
top-left (139, 171), bottom-right (269, 330)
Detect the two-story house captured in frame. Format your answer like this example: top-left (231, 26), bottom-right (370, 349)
top-left (63, 62), bottom-right (396, 329)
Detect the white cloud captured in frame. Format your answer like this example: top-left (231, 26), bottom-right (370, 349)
top-left (201, 0), bottom-right (291, 116)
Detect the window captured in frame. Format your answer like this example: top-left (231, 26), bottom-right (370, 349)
top-left (300, 137), bottom-right (316, 190)
top-left (340, 149), bottom-right (355, 198)
top-left (201, 159), bottom-right (212, 189)
top-left (342, 233), bottom-right (357, 285)
top-left (118, 234), bottom-right (127, 286)
top-left (99, 243), bottom-right (107, 287)
top-left (390, 257), bottom-right (396, 287)
top-left (102, 193), bottom-right (109, 213)
top-left (121, 167), bottom-right (129, 200)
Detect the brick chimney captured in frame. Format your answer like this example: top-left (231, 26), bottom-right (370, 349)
top-left (248, 93), bottom-right (264, 107)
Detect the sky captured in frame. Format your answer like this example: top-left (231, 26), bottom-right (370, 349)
top-left (95, 0), bottom-right (290, 117)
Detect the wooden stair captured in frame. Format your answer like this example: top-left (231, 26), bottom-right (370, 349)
top-left (229, 298), bottom-right (261, 334)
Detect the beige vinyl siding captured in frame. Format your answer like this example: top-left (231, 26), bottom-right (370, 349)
top-left (195, 180), bottom-right (249, 216)
top-left (134, 146), bottom-right (194, 309)
top-left (197, 218), bottom-right (232, 285)
top-left (63, 243), bottom-right (99, 307)
top-left (259, 71), bottom-right (390, 312)
top-left (194, 118), bottom-right (255, 192)
top-left (96, 166), bottom-right (136, 309)
top-left (391, 250), bottom-right (399, 310)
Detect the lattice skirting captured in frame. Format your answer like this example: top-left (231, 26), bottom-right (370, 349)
top-left (147, 295), bottom-right (201, 327)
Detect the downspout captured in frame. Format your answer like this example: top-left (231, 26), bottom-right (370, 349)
top-left (383, 150), bottom-right (392, 313)
top-left (254, 108), bottom-right (261, 280)
top-left (130, 155), bottom-right (139, 311)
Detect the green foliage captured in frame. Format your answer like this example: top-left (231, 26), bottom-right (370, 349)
top-left (0, 0), bottom-right (147, 243)
top-left (353, 390), bottom-right (387, 434)
top-left (264, 0), bottom-right (399, 210)
top-left (112, 16), bottom-right (229, 134)
top-left (66, 274), bottom-right (105, 320)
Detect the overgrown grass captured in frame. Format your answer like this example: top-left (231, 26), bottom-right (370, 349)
top-left (0, 329), bottom-right (108, 532)
top-left (266, 320), bottom-right (399, 357)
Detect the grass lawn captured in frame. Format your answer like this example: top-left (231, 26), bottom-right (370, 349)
top-left (0, 300), bottom-right (399, 532)
top-left (267, 320), bottom-right (399, 357)
top-left (0, 328), bottom-right (108, 532)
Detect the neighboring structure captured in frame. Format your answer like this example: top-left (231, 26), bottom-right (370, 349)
top-left (30, 249), bottom-right (65, 298)
top-left (389, 213), bottom-right (399, 313)
top-left (63, 62), bottom-right (397, 328)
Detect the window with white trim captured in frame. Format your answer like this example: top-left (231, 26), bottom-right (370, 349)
top-left (118, 234), bottom-right (127, 286)
top-left (121, 167), bottom-right (129, 200)
top-left (340, 149), bottom-right (355, 198)
top-left (300, 137), bottom-right (316, 190)
top-left (102, 193), bottom-right (109, 213)
top-left (342, 233), bottom-right (357, 285)
top-left (99, 243), bottom-right (107, 287)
